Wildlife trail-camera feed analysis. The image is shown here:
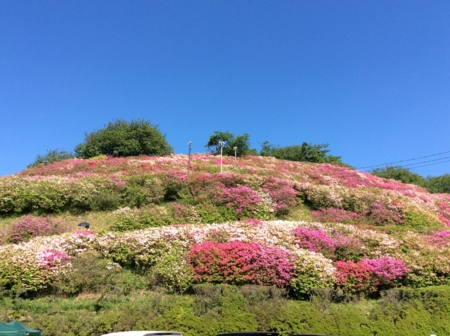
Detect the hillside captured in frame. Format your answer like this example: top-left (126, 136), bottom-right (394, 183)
top-left (1, 154), bottom-right (450, 335)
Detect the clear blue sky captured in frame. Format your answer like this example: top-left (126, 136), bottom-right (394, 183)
top-left (1, 1), bottom-right (449, 177)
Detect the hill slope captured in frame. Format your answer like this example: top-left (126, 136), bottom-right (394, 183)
top-left (1, 155), bottom-right (450, 335)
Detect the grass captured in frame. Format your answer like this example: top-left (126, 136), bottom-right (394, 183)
top-left (0, 210), bottom-right (117, 234)
top-left (283, 203), bottom-right (312, 222)
top-left (51, 211), bottom-right (117, 232)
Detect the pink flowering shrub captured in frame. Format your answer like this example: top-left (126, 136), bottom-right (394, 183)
top-left (36, 249), bottom-right (71, 270)
top-left (435, 200), bottom-right (450, 226)
top-left (186, 173), bottom-right (243, 203)
top-left (310, 208), bottom-right (365, 224)
top-left (362, 257), bottom-right (409, 285)
top-left (187, 241), bottom-right (295, 287)
top-left (220, 186), bottom-right (263, 217)
top-left (293, 227), bottom-right (335, 258)
top-left (426, 230), bottom-right (450, 246)
top-left (334, 260), bottom-right (379, 295)
top-left (262, 178), bottom-right (298, 214)
top-left (332, 233), bottom-right (365, 261)
top-left (4, 215), bottom-right (70, 244)
top-left (169, 202), bottom-right (201, 224)
top-left (367, 202), bottom-right (404, 226)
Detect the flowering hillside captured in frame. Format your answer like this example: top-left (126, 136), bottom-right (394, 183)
top-left (1, 154), bottom-right (450, 298)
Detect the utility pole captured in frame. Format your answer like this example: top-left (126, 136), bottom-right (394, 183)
top-left (188, 141), bottom-right (192, 173)
top-left (219, 140), bottom-right (225, 173)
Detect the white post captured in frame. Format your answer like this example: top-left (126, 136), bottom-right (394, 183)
top-left (188, 141), bottom-right (192, 173)
top-left (219, 141), bottom-right (224, 173)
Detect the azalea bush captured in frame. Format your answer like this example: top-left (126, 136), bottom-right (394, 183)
top-left (362, 257), bottom-right (409, 286)
top-left (310, 208), bottom-right (365, 224)
top-left (52, 251), bottom-right (145, 296)
top-left (366, 202), bottom-right (404, 226)
top-left (332, 233), bottom-right (365, 261)
top-left (293, 227), bottom-right (335, 258)
top-left (290, 249), bottom-right (335, 297)
top-left (111, 206), bottom-right (174, 231)
top-left (0, 244), bottom-right (71, 292)
top-left (150, 244), bottom-right (194, 293)
top-left (334, 260), bottom-right (379, 295)
top-left (427, 230), bottom-right (450, 246)
top-left (262, 177), bottom-right (298, 214)
top-left (187, 241), bottom-right (295, 287)
top-left (3, 215), bottom-right (70, 244)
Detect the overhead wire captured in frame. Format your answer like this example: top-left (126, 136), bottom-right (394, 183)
top-left (389, 156), bottom-right (450, 168)
top-left (361, 158), bottom-right (450, 172)
top-left (397, 158), bottom-right (450, 170)
top-left (357, 150), bottom-right (450, 169)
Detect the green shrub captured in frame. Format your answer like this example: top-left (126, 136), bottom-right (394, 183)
top-left (111, 205), bottom-right (173, 232)
top-left (150, 245), bottom-right (194, 293)
top-left (2, 286), bottom-right (450, 335)
top-left (403, 209), bottom-right (441, 229)
top-left (124, 175), bottom-right (165, 207)
top-left (196, 204), bottom-right (236, 223)
top-left (91, 190), bottom-right (122, 211)
top-left (53, 251), bottom-right (145, 296)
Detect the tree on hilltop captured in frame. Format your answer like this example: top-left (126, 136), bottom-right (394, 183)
top-left (205, 131), bottom-right (257, 157)
top-left (27, 149), bottom-right (75, 168)
top-left (423, 174), bottom-right (450, 193)
top-left (260, 141), bottom-right (349, 166)
top-left (75, 119), bottom-right (173, 159)
top-left (371, 166), bottom-right (426, 186)
top-left (370, 166), bottom-right (450, 193)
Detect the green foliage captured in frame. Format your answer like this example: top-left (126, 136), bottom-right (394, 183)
top-left (27, 149), bottom-right (75, 168)
top-left (2, 285), bottom-right (450, 336)
top-left (110, 206), bottom-right (173, 232)
top-left (371, 166), bottom-right (450, 194)
top-left (205, 131), bottom-right (255, 157)
top-left (402, 209), bottom-right (441, 230)
top-left (426, 174), bottom-right (450, 193)
top-left (371, 166), bottom-right (427, 186)
top-left (53, 251), bottom-right (147, 296)
top-left (150, 244), bottom-right (194, 293)
top-left (260, 141), bottom-right (348, 166)
top-left (289, 252), bottom-right (335, 298)
top-left (196, 204), bottom-right (239, 223)
top-left (124, 175), bottom-right (165, 207)
top-left (74, 119), bottom-right (173, 158)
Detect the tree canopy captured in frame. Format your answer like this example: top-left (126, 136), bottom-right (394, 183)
top-left (205, 131), bottom-right (257, 157)
top-left (370, 166), bottom-right (450, 194)
top-left (260, 141), bottom-right (349, 166)
top-left (370, 166), bottom-right (427, 186)
top-left (27, 149), bottom-right (75, 168)
top-left (423, 174), bottom-right (450, 193)
top-left (74, 119), bottom-right (173, 159)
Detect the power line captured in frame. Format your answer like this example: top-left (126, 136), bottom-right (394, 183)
top-left (357, 150), bottom-right (450, 169)
top-left (362, 158), bottom-right (450, 172)
top-left (410, 170), bottom-right (450, 173)
top-left (398, 158), bottom-right (450, 170)
top-left (393, 156), bottom-right (450, 168)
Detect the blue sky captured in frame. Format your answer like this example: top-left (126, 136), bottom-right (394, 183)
top-left (1, 1), bottom-right (449, 177)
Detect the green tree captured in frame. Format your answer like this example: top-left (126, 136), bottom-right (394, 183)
top-left (27, 149), bottom-right (75, 168)
top-left (425, 174), bottom-right (450, 193)
top-left (260, 141), bottom-right (348, 166)
top-left (206, 131), bottom-right (256, 157)
top-left (371, 166), bottom-right (427, 187)
top-left (75, 119), bottom-right (173, 159)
